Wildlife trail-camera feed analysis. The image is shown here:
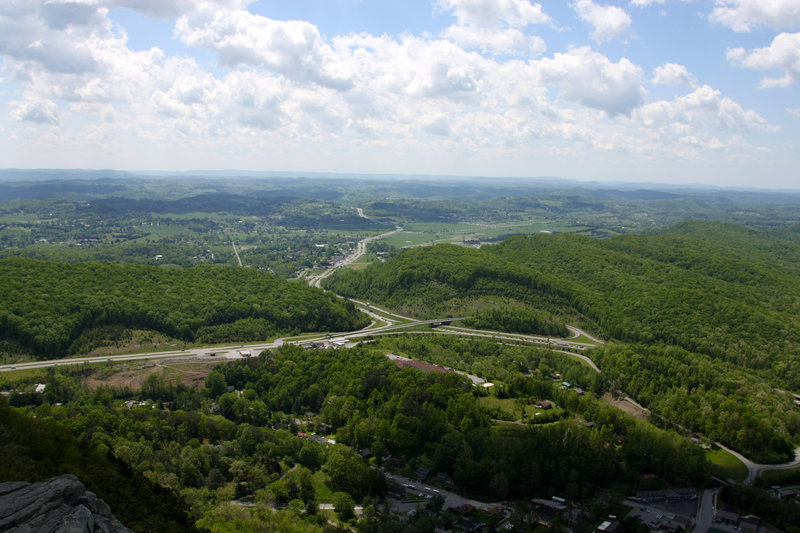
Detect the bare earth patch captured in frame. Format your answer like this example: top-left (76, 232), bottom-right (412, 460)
top-left (86, 359), bottom-right (221, 391)
top-left (603, 392), bottom-right (650, 420)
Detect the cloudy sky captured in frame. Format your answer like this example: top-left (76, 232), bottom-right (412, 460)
top-left (1, 0), bottom-right (799, 189)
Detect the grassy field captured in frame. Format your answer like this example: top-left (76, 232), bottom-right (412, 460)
top-left (758, 465), bottom-right (800, 485)
top-left (150, 212), bottom-right (231, 221)
top-left (0, 212), bottom-right (42, 223)
top-left (0, 367), bottom-right (48, 385)
top-left (706, 448), bottom-right (748, 483)
top-left (568, 334), bottom-right (600, 344)
top-left (479, 395), bottom-right (566, 423)
top-left (344, 262), bottom-right (370, 270)
top-left (311, 470), bottom-right (335, 502)
top-left (378, 221), bottom-right (597, 250)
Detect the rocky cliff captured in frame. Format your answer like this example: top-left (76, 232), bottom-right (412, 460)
top-left (0, 474), bottom-right (134, 533)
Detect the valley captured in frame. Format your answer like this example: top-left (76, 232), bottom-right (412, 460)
top-left (2, 173), bottom-right (800, 532)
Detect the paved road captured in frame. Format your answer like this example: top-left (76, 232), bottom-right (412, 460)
top-left (231, 241), bottom-right (243, 266)
top-left (714, 441), bottom-right (800, 485)
top-left (384, 472), bottom-right (500, 513)
top-left (307, 223), bottom-right (402, 288)
top-left (567, 325), bottom-right (605, 344)
top-left (350, 298), bottom-right (416, 323)
top-left (306, 206), bottom-right (401, 288)
top-left (693, 488), bottom-right (718, 533)
top-left (0, 342), bottom-right (281, 372)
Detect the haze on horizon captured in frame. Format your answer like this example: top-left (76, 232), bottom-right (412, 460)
top-left (1, 0), bottom-right (798, 189)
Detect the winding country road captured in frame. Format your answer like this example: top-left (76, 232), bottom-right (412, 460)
top-left (714, 442), bottom-right (800, 485)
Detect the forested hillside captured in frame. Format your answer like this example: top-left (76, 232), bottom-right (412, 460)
top-left (323, 221), bottom-right (800, 461)
top-left (0, 258), bottom-right (368, 359)
top-left (0, 397), bottom-right (201, 532)
top-left (323, 244), bottom-right (574, 335)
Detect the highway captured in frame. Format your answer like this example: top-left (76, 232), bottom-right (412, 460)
top-left (0, 211), bottom-right (600, 376)
top-left (231, 241), bottom-right (243, 266)
top-left (306, 215), bottom-right (402, 289)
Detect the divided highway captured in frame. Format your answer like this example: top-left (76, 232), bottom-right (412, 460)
top-left (5, 206), bottom-right (792, 486)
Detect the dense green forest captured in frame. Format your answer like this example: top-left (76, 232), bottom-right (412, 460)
top-left (0, 397), bottom-right (201, 532)
top-left (4, 174), bottom-right (800, 530)
top-left (0, 258), bottom-right (368, 359)
top-left (2, 340), bottom-right (714, 531)
top-left (323, 243), bottom-right (573, 320)
top-left (323, 221), bottom-right (800, 461)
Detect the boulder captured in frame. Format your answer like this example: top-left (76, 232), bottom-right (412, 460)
top-left (0, 474), bottom-right (133, 532)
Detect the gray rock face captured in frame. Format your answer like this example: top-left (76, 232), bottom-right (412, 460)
top-left (0, 474), bottom-right (134, 533)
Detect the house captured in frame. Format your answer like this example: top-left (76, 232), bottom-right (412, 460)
top-left (462, 517), bottom-right (485, 531)
top-left (387, 483), bottom-right (406, 500)
top-left (740, 515), bottom-right (760, 532)
top-left (536, 400), bottom-right (553, 410)
top-left (417, 467), bottom-right (432, 482)
top-left (385, 456), bottom-right (407, 468)
top-left (715, 509), bottom-right (739, 526)
top-left (596, 520), bottom-right (619, 532)
top-left (531, 498), bottom-right (568, 514)
top-left (667, 515), bottom-right (694, 532)
top-left (449, 504), bottom-right (475, 516)
top-left (635, 489), bottom-right (697, 503)
top-left (436, 472), bottom-right (454, 485)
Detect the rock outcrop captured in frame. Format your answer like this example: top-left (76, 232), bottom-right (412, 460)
top-left (0, 474), bottom-right (134, 533)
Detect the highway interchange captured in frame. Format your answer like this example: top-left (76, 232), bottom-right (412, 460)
top-left (2, 209), bottom-right (798, 492)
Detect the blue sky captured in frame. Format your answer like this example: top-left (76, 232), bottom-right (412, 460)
top-left (1, 1), bottom-right (798, 188)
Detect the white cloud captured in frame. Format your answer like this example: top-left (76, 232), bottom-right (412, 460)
top-left (727, 33), bottom-right (800, 87)
top-left (635, 85), bottom-right (772, 134)
top-left (710, 0), bottom-right (800, 32)
top-left (106, 0), bottom-right (253, 19)
top-left (438, 0), bottom-right (550, 55)
top-left (788, 107), bottom-right (800, 118)
top-left (175, 9), bottom-right (353, 90)
top-left (652, 62), bottom-right (697, 86)
top-left (442, 25), bottom-right (546, 55)
top-left (630, 0), bottom-right (666, 6)
top-left (536, 46), bottom-right (644, 115)
top-left (422, 115), bottom-right (452, 136)
top-left (9, 98), bottom-right (60, 125)
top-left (0, 0), bottom-right (786, 184)
top-left (41, 1), bottom-right (107, 30)
top-left (438, 0), bottom-right (550, 29)
top-left (0, 2), bottom-right (103, 75)
top-left (572, 0), bottom-right (632, 41)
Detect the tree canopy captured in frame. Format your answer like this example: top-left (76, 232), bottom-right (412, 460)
top-left (0, 258), bottom-right (368, 358)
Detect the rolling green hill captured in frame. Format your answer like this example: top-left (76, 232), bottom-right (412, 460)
top-left (323, 243), bottom-right (574, 335)
top-left (324, 221), bottom-right (800, 461)
top-left (0, 258), bottom-right (368, 359)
